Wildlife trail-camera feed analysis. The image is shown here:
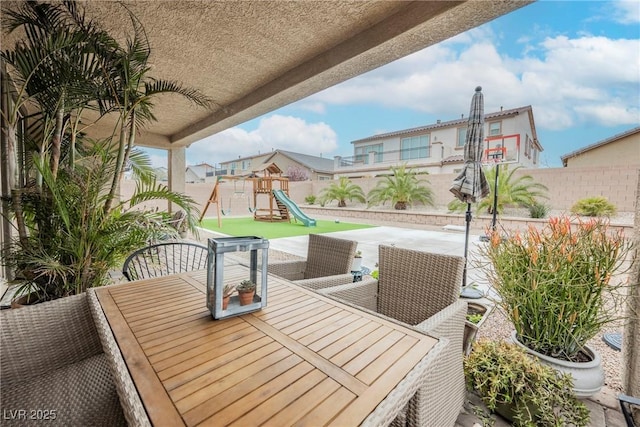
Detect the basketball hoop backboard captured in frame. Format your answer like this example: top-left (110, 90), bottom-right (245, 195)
top-left (482, 134), bottom-right (520, 166)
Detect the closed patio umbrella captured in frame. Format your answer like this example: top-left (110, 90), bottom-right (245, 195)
top-left (450, 86), bottom-right (490, 298)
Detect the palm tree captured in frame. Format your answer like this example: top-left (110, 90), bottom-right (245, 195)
top-left (367, 164), bottom-right (435, 210)
top-left (2, 1), bottom-right (113, 244)
top-left (6, 141), bottom-right (199, 300)
top-left (319, 177), bottom-right (366, 207)
top-left (447, 165), bottom-right (548, 214)
top-left (96, 9), bottom-right (213, 213)
top-left (1, 1), bottom-right (207, 300)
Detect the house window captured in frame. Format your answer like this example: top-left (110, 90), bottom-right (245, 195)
top-left (457, 127), bottom-right (467, 147)
top-left (242, 160), bottom-right (251, 170)
top-left (230, 162), bottom-right (237, 170)
top-left (488, 122), bottom-right (501, 136)
top-left (401, 135), bottom-right (430, 160)
top-left (355, 143), bottom-right (383, 164)
top-left (525, 135), bottom-right (531, 158)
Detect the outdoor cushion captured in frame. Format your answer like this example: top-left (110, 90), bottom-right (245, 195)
top-left (1, 354), bottom-right (126, 426)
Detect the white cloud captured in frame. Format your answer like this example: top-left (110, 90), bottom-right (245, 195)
top-left (186, 115), bottom-right (337, 165)
top-left (303, 31), bottom-right (640, 132)
top-left (610, 1), bottom-right (640, 24)
top-left (297, 101), bottom-right (326, 114)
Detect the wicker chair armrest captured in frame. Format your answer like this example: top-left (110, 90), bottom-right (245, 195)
top-left (362, 337), bottom-right (448, 427)
top-left (267, 260), bottom-right (307, 281)
top-left (407, 299), bottom-right (467, 427)
top-left (0, 294), bottom-right (102, 386)
top-left (294, 273), bottom-right (355, 291)
top-left (317, 278), bottom-right (378, 311)
top-left (88, 289), bottom-right (152, 427)
top-left (414, 299), bottom-right (467, 348)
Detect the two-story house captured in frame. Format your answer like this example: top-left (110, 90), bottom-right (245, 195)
top-left (185, 163), bottom-right (218, 183)
top-left (218, 149), bottom-right (334, 180)
top-left (335, 105), bottom-right (543, 178)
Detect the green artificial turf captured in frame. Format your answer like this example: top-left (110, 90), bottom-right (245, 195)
top-left (200, 216), bottom-right (376, 239)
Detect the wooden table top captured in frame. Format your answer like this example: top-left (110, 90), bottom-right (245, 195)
top-left (95, 266), bottom-right (438, 426)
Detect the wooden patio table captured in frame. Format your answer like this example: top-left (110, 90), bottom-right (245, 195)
top-left (91, 265), bottom-right (440, 426)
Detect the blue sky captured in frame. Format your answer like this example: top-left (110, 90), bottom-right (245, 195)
top-left (150, 1), bottom-right (640, 169)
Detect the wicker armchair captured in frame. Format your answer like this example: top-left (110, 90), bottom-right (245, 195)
top-left (267, 234), bottom-right (357, 290)
top-left (318, 245), bottom-right (467, 427)
top-left (122, 241), bottom-right (208, 281)
top-left (0, 294), bottom-right (126, 426)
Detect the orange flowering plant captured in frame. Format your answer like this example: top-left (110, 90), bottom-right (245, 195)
top-left (478, 216), bottom-right (633, 362)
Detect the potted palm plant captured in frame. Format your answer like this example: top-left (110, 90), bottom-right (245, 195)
top-left (478, 215), bottom-right (633, 397)
top-left (1, 1), bottom-right (208, 303)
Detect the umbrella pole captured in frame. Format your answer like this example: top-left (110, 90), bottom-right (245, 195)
top-left (491, 163), bottom-right (500, 231)
top-left (461, 202), bottom-right (483, 299)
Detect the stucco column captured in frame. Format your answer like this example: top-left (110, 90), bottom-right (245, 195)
top-left (623, 169), bottom-right (639, 421)
top-left (168, 147), bottom-right (186, 213)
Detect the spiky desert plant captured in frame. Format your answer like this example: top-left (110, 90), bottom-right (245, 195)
top-left (319, 177), bottom-right (366, 207)
top-left (367, 164), bottom-right (434, 210)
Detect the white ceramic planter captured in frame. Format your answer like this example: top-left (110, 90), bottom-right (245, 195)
top-left (511, 331), bottom-right (604, 398)
top-left (463, 302), bottom-right (491, 355)
top-left (351, 257), bottom-right (363, 272)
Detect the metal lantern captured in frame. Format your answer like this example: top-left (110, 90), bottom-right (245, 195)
top-left (207, 236), bottom-right (269, 319)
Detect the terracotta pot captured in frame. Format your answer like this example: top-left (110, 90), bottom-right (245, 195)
top-left (238, 290), bottom-right (255, 306)
top-left (222, 295), bottom-right (230, 310)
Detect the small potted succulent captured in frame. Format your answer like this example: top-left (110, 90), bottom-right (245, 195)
top-left (222, 284), bottom-right (236, 310)
top-left (465, 340), bottom-right (590, 427)
top-left (236, 279), bottom-right (256, 306)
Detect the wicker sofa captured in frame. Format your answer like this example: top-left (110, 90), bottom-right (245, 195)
top-left (0, 294), bottom-right (126, 426)
top-left (317, 245), bottom-right (468, 427)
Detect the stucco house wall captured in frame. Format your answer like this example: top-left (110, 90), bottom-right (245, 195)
top-left (563, 132), bottom-right (639, 168)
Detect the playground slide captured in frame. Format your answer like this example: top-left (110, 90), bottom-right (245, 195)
top-left (272, 190), bottom-right (317, 227)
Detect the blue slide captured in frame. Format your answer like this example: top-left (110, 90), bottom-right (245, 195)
top-left (272, 189), bottom-right (317, 227)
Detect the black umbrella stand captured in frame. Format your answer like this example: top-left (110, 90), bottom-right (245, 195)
top-left (461, 202), bottom-right (483, 299)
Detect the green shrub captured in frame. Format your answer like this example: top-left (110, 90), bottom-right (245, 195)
top-left (571, 197), bottom-right (616, 217)
top-left (465, 340), bottom-right (590, 427)
top-left (527, 202), bottom-right (549, 218)
top-left (304, 195), bottom-right (317, 205)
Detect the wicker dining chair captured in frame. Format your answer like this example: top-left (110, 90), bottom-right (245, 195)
top-left (122, 241), bottom-right (209, 281)
top-left (267, 234), bottom-right (357, 290)
top-left (1, 294), bottom-right (126, 426)
top-left (317, 245), bottom-right (467, 427)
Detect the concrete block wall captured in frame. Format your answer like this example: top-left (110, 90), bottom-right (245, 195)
top-left (120, 165), bottom-right (638, 223)
top-left (291, 165), bottom-right (640, 214)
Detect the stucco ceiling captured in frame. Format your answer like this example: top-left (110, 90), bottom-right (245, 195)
top-left (1, 0), bottom-right (532, 150)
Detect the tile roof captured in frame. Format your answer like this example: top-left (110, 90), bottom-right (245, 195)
top-left (351, 106), bottom-right (534, 144)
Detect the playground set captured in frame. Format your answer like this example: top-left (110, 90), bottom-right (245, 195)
top-left (199, 163), bottom-right (316, 227)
